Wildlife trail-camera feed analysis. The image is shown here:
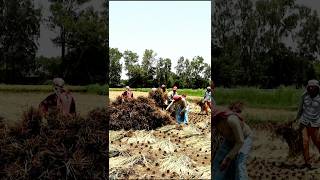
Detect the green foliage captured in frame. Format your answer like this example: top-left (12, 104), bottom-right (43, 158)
top-left (0, 0), bottom-right (41, 83)
top-left (109, 48), bottom-right (122, 86)
top-left (213, 0), bottom-right (320, 88)
top-left (49, 1), bottom-right (107, 85)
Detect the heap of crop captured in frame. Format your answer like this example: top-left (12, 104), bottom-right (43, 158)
top-left (0, 107), bottom-right (107, 179)
top-left (148, 88), bottom-right (167, 108)
top-left (109, 96), bottom-right (174, 130)
top-left (275, 122), bottom-right (303, 157)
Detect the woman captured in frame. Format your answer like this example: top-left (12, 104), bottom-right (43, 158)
top-left (166, 95), bottom-right (189, 125)
top-left (213, 102), bottom-right (252, 180)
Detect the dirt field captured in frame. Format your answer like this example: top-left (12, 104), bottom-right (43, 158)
top-left (109, 91), bottom-right (211, 179)
top-left (245, 124), bottom-right (320, 179)
top-left (0, 92), bottom-right (105, 125)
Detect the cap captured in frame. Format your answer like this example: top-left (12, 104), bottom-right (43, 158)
top-left (173, 95), bottom-right (181, 101)
top-left (307, 80), bottom-right (320, 89)
top-left (53, 78), bottom-right (64, 88)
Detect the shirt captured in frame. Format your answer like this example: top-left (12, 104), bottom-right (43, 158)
top-left (296, 92), bottom-right (320, 127)
top-left (166, 98), bottom-right (188, 112)
top-left (204, 91), bottom-right (211, 102)
top-left (220, 114), bottom-right (252, 160)
top-left (168, 91), bottom-right (178, 101)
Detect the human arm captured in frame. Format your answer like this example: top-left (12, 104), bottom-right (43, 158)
top-left (166, 101), bottom-right (174, 111)
top-left (225, 115), bottom-right (245, 160)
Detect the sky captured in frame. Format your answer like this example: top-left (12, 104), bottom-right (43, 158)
top-left (109, 1), bottom-right (211, 80)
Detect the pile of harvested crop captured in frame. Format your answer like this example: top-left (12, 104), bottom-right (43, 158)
top-left (0, 107), bottom-right (107, 179)
top-left (275, 122), bottom-right (303, 157)
top-left (109, 96), bottom-right (174, 130)
top-left (148, 88), bottom-right (167, 108)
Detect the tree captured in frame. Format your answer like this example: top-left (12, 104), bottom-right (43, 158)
top-left (142, 49), bottom-right (157, 86)
top-left (109, 48), bottom-right (122, 86)
top-left (48, 0), bottom-right (90, 63)
top-left (61, 7), bottom-right (108, 84)
top-left (0, 0), bottom-right (41, 83)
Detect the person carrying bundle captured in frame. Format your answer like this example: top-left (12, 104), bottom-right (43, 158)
top-left (166, 95), bottom-right (189, 125)
top-left (213, 102), bottom-right (252, 180)
top-left (293, 79), bottom-right (320, 169)
top-left (39, 78), bottom-right (76, 117)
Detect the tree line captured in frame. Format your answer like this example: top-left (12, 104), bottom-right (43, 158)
top-left (109, 48), bottom-right (211, 89)
top-left (0, 0), bottom-right (107, 85)
top-left (212, 0), bottom-right (320, 88)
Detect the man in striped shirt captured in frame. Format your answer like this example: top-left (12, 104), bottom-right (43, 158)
top-left (295, 79), bottom-right (320, 169)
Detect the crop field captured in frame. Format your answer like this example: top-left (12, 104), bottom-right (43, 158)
top-left (109, 90), bottom-right (211, 179)
top-left (0, 84), bottom-right (106, 126)
top-left (213, 87), bottom-right (320, 179)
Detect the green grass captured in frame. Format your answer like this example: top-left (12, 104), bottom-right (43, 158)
top-left (109, 88), bottom-right (206, 97)
top-left (214, 87), bottom-right (303, 110)
top-left (0, 84), bottom-right (107, 95)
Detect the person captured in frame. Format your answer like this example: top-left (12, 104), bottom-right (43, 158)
top-left (294, 79), bottom-right (320, 169)
top-left (39, 78), bottom-right (76, 117)
top-left (202, 86), bottom-right (212, 114)
top-left (168, 86), bottom-right (178, 105)
top-left (122, 86), bottom-right (133, 100)
top-left (160, 84), bottom-right (169, 109)
top-left (213, 101), bottom-right (252, 180)
top-left (160, 84), bottom-right (167, 93)
top-left (166, 95), bottom-right (189, 125)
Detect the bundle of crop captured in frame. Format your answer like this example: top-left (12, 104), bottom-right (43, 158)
top-left (109, 96), bottom-right (175, 130)
top-left (275, 122), bottom-right (303, 157)
top-left (160, 154), bottom-right (198, 178)
top-left (148, 88), bottom-right (167, 108)
top-left (0, 107), bottom-right (107, 179)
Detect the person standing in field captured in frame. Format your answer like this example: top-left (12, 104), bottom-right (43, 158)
top-left (294, 79), bottom-right (320, 169)
top-left (39, 78), bottom-right (76, 116)
top-left (121, 86), bottom-right (133, 100)
top-left (201, 86), bottom-right (212, 115)
top-left (160, 84), bottom-right (169, 109)
top-left (166, 95), bottom-right (189, 125)
top-left (168, 85), bottom-right (178, 104)
top-left (213, 102), bottom-right (252, 180)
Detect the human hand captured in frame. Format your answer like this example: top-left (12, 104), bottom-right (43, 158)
top-left (220, 157), bottom-right (231, 171)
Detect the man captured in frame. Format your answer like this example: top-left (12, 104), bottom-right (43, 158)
top-left (166, 95), bottom-right (189, 125)
top-left (39, 78), bottom-right (76, 116)
top-left (122, 86), bottom-right (133, 100)
top-left (160, 84), bottom-right (169, 109)
top-left (202, 86), bottom-right (212, 114)
top-left (213, 102), bottom-right (252, 180)
top-left (294, 79), bottom-right (320, 169)
top-left (168, 86), bottom-right (178, 104)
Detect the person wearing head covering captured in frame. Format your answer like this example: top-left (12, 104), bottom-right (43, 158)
top-left (166, 95), bottom-right (189, 125)
top-left (39, 78), bottom-right (76, 116)
top-left (203, 86), bottom-right (212, 110)
top-left (122, 86), bottom-right (133, 100)
top-left (160, 84), bottom-right (167, 93)
top-left (295, 79), bottom-right (320, 169)
top-left (213, 102), bottom-right (252, 180)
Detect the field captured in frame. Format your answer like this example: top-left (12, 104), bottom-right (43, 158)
top-left (0, 85), bottom-right (106, 125)
top-left (213, 87), bottom-right (320, 179)
top-left (109, 90), bottom-right (211, 179)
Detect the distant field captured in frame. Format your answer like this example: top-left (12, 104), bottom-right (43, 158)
top-left (214, 87), bottom-right (303, 110)
top-left (109, 88), bottom-right (206, 97)
top-left (0, 92), bottom-right (105, 125)
top-left (0, 84), bottom-right (107, 95)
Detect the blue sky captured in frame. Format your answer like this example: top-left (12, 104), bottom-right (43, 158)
top-left (109, 1), bottom-right (211, 79)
